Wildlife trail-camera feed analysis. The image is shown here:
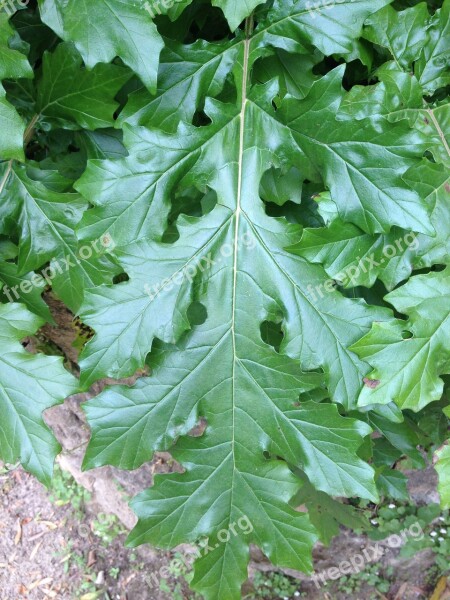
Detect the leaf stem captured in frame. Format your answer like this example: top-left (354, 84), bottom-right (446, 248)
top-left (426, 108), bottom-right (450, 160)
top-left (0, 160), bottom-right (13, 195)
top-left (230, 14), bottom-right (253, 475)
top-left (23, 113), bottom-right (39, 147)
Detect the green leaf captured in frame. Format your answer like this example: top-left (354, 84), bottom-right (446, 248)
top-left (74, 22), bottom-right (399, 596)
top-left (0, 302), bottom-right (78, 485)
top-left (251, 0), bottom-right (393, 57)
top-left (0, 257), bottom-right (54, 323)
top-left (418, 103), bottom-right (450, 168)
top-left (403, 161), bottom-right (450, 270)
top-left (362, 3), bottom-right (430, 69)
top-left (290, 220), bottom-right (421, 291)
top-left (1, 2), bottom-right (449, 597)
top-left (363, 1), bottom-right (450, 93)
top-left (38, 0), bottom-right (164, 93)
top-left (213, 0), bottom-right (266, 31)
top-left (36, 42), bottom-right (131, 130)
top-left (252, 48), bottom-right (322, 100)
top-left (352, 268), bottom-right (450, 411)
top-left (293, 477), bottom-right (370, 545)
top-left (435, 442), bottom-right (450, 509)
top-left (338, 62), bottom-right (424, 121)
top-left (0, 88), bottom-right (28, 162)
top-left (367, 412), bottom-right (424, 468)
top-left (0, 163), bottom-right (118, 312)
top-left (280, 67), bottom-right (433, 235)
top-left (0, 14), bottom-right (33, 161)
top-left (76, 92), bottom-right (390, 407)
top-left (120, 37), bottom-right (240, 130)
top-left (376, 467), bottom-right (409, 500)
top-left (415, 0), bottom-right (450, 93)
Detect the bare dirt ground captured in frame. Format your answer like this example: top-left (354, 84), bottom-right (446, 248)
top-left (0, 464), bottom-right (173, 600)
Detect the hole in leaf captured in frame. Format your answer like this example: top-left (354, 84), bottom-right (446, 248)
top-left (259, 166), bottom-right (302, 206)
top-left (112, 272), bottom-right (130, 284)
top-left (187, 418), bottom-right (208, 437)
top-left (401, 330), bottom-right (413, 339)
top-left (192, 109), bottom-right (212, 127)
top-left (187, 302), bottom-right (208, 326)
top-left (186, 6), bottom-right (231, 43)
top-left (162, 187), bottom-right (217, 243)
top-left (260, 320), bottom-right (284, 353)
top-left (154, 451), bottom-right (185, 475)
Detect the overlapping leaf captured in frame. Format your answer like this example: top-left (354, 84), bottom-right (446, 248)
top-left (0, 240), bottom-right (53, 322)
top-left (363, 0), bottom-right (450, 93)
top-left (37, 42), bottom-right (131, 130)
top-left (279, 67), bottom-right (432, 235)
top-left (0, 163), bottom-right (118, 312)
top-left (0, 14), bottom-right (33, 161)
top-left (38, 0), bottom-right (163, 93)
top-left (0, 303), bottom-right (78, 485)
top-left (353, 268), bottom-right (450, 412)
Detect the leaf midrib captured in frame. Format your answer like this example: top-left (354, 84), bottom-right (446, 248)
top-left (229, 14), bottom-right (253, 520)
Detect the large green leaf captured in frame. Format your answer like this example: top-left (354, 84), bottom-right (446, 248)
top-left (73, 20), bottom-right (399, 597)
top-left (38, 0), bottom-right (164, 93)
top-left (0, 2), bottom-right (449, 598)
top-left (0, 303), bottom-right (78, 485)
top-left (352, 268), bottom-right (450, 412)
top-left (76, 89), bottom-right (391, 406)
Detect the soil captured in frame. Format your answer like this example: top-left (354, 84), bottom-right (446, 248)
top-left (0, 464), bottom-right (173, 600)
